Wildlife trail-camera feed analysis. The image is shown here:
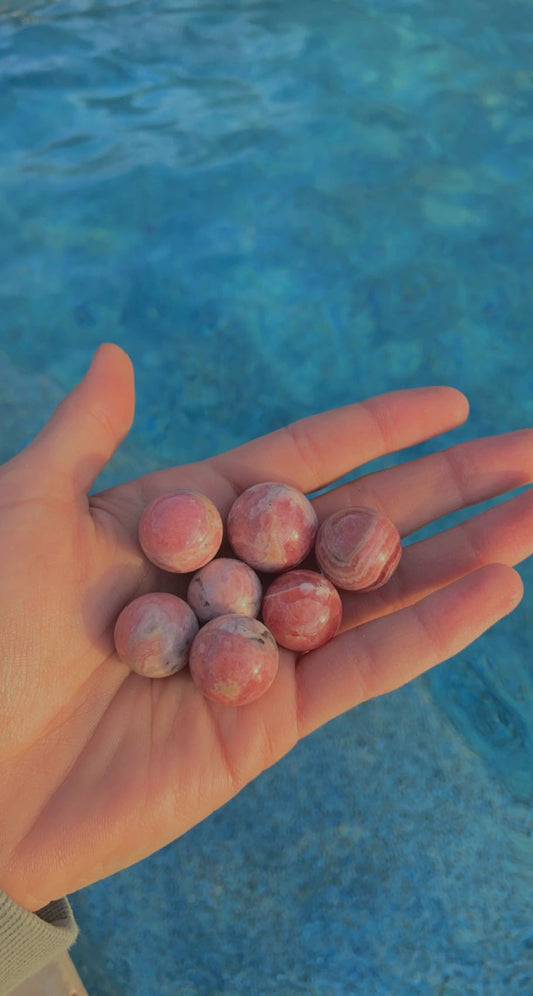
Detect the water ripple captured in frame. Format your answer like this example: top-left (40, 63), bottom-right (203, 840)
top-left (426, 641), bottom-right (533, 803)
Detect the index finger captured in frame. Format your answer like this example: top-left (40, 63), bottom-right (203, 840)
top-left (209, 386), bottom-right (469, 495)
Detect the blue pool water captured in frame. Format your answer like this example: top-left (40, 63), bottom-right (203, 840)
top-left (1, 1), bottom-right (532, 993)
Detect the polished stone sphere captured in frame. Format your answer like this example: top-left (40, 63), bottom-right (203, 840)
top-left (187, 557), bottom-right (262, 623)
top-left (261, 569), bottom-right (342, 652)
top-left (189, 614), bottom-right (279, 705)
top-left (227, 481), bottom-right (317, 572)
top-left (138, 489), bottom-right (223, 573)
top-left (315, 506), bottom-right (401, 591)
top-left (114, 592), bottom-right (199, 677)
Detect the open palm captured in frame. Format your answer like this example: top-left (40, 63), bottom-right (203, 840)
top-left (0, 343), bottom-right (531, 913)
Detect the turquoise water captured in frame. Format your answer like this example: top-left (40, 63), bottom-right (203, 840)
top-left (1, 1), bottom-right (532, 993)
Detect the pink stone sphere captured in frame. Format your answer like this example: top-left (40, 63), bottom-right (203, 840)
top-left (227, 482), bottom-right (318, 573)
top-left (189, 614), bottom-right (279, 706)
top-left (262, 569), bottom-right (342, 653)
top-left (114, 592), bottom-right (200, 678)
top-left (187, 558), bottom-right (263, 623)
top-left (138, 489), bottom-right (223, 573)
top-left (315, 506), bottom-right (402, 591)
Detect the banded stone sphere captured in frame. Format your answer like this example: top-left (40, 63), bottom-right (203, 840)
top-left (315, 506), bottom-right (402, 591)
top-left (227, 481), bottom-right (318, 573)
top-left (262, 569), bottom-right (342, 653)
top-left (189, 614), bottom-right (279, 706)
top-left (114, 592), bottom-right (199, 678)
top-left (138, 489), bottom-right (223, 573)
top-left (187, 558), bottom-right (263, 623)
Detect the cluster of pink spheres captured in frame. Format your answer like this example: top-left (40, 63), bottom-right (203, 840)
top-left (113, 483), bottom-right (402, 707)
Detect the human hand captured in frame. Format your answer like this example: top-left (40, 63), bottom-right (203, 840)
top-left (0, 343), bottom-right (531, 912)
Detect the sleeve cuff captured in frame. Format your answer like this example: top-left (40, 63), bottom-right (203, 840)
top-left (0, 890), bottom-right (79, 995)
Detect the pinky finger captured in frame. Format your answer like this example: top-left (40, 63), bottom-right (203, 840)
top-left (295, 563), bottom-right (524, 739)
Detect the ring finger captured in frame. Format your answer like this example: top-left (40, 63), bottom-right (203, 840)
top-left (338, 487), bottom-right (533, 631)
top-left (313, 428), bottom-right (533, 532)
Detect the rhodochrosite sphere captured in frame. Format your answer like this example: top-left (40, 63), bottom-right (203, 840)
top-left (138, 489), bottom-right (223, 573)
top-left (315, 506), bottom-right (401, 591)
top-left (187, 558), bottom-right (262, 623)
top-left (117, 482), bottom-right (401, 706)
top-left (262, 569), bottom-right (342, 652)
top-left (227, 482), bottom-right (318, 572)
top-left (114, 592), bottom-right (199, 677)
top-left (189, 615), bottom-right (279, 706)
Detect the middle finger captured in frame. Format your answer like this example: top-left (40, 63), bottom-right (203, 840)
top-left (313, 428), bottom-right (533, 534)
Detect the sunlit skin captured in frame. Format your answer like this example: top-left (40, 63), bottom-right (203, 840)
top-left (0, 343), bottom-right (532, 913)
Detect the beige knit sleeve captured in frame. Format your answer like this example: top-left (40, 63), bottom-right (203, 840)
top-left (0, 891), bottom-right (79, 995)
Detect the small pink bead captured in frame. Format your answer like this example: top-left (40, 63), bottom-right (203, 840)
top-left (189, 614), bottom-right (279, 706)
top-left (114, 592), bottom-right (199, 677)
top-left (315, 506), bottom-right (401, 591)
top-left (262, 569), bottom-right (342, 652)
top-left (138, 490), bottom-right (223, 573)
top-left (227, 482), bottom-right (318, 573)
top-left (187, 558), bottom-right (263, 623)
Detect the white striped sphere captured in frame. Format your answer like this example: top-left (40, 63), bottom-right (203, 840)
top-left (315, 506), bottom-right (401, 591)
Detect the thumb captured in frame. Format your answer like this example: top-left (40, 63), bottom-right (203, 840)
top-left (29, 342), bottom-right (135, 495)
